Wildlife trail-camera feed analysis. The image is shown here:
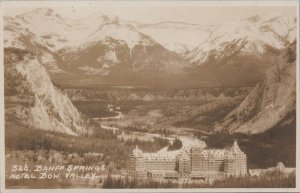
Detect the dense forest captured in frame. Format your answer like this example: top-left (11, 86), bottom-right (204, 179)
top-left (73, 101), bottom-right (118, 118)
top-left (6, 171), bottom-right (295, 189)
top-left (167, 138), bottom-right (182, 151)
top-left (102, 172), bottom-right (295, 188)
top-left (202, 111), bottom-right (296, 168)
top-left (6, 111), bottom-right (296, 170)
top-left (5, 125), bottom-right (169, 170)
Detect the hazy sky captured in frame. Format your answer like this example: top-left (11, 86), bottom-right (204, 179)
top-left (3, 2), bottom-right (298, 25)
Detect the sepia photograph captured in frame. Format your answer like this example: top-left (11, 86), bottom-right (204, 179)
top-left (1, 0), bottom-right (298, 191)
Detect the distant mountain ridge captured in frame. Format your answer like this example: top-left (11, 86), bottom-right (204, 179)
top-left (64, 87), bottom-right (251, 102)
top-left (186, 15), bottom-right (296, 64)
top-left (5, 8), bottom-right (188, 81)
top-left (4, 8), bottom-right (296, 87)
top-left (127, 21), bottom-right (217, 55)
top-left (5, 8), bottom-right (296, 87)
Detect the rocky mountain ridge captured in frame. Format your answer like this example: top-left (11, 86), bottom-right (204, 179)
top-left (214, 41), bottom-right (296, 134)
top-left (5, 9), bottom-right (296, 86)
top-left (5, 48), bottom-right (87, 135)
top-left (186, 15), bottom-right (296, 65)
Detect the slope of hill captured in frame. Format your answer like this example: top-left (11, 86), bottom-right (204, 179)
top-left (214, 41), bottom-right (296, 134)
top-left (4, 48), bottom-right (87, 135)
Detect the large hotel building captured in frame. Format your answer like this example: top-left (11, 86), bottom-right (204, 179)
top-left (128, 140), bottom-right (247, 182)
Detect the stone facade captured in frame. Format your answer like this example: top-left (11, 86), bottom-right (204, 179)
top-left (128, 140), bottom-right (247, 182)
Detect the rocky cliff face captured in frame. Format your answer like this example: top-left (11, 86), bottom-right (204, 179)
top-left (214, 42), bottom-right (296, 134)
top-left (5, 48), bottom-right (87, 135)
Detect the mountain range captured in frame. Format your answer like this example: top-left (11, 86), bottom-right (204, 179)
top-left (4, 8), bottom-right (297, 135)
top-left (186, 15), bottom-right (296, 64)
top-left (4, 8), bottom-right (296, 87)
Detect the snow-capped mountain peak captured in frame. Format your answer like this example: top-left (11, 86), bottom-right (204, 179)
top-left (5, 9), bottom-right (297, 87)
top-left (185, 15), bottom-right (296, 64)
top-left (130, 21), bottom-right (216, 55)
top-left (86, 23), bottom-right (153, 49)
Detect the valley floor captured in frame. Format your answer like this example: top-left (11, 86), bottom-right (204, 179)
top-left (4, 91), bottom-right (296, 189)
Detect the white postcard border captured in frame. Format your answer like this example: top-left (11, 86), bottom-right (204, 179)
top-left (0, 1), bottom-right (299, 192)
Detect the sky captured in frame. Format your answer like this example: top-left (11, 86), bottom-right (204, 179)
top-left (3, 2), bottom-right (298, 25)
